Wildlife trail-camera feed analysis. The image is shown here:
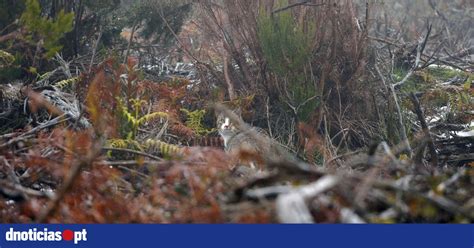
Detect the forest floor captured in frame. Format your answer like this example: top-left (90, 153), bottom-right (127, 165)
top-left (1, 55), bottom-right (472, 223)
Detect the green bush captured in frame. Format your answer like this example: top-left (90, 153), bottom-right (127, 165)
top-left (257, 0), bottom-right (317, 121)
top-left (258, 0), bottom-right (313, 77)
top-left (20, 0), bottom-right (74, 58)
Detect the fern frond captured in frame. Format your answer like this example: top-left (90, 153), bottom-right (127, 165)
top-left (181, 108), bottom-right (215, 136)
top-left (107, 139), bottom-right (143, 151)
top-left (0, 50), bottom-right (15, 68)
top-left (54, 76), bottom-right (79, 89)
top-left (119, 103), bottom-right (139, 126)
top-left (108, 139), bottom-right (128, 148)
top-left (144, 139), bottom-right (183, 158)
top-left (137, 112), bottom-right (168, 126)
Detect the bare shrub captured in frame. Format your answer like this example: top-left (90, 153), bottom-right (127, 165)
top-left (188, 0), bottom-right (378, 162)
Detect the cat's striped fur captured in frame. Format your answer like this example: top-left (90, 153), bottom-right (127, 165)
top-left (216, 111), bottom-right (274, 170)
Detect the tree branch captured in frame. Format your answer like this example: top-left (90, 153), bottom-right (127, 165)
top-left (272, 1), bottom-right (325, 15)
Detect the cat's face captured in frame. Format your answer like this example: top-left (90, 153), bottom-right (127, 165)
top-left (216, 108), bottom-right (243, 146)
top-left (216, 112), bottom-right (238, 138)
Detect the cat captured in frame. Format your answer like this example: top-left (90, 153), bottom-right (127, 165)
top-left (216, 109), bottom-right (275, 172)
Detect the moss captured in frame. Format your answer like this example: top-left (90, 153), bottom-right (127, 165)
top-left (393, 68), bottom-right (426, 94)
top-left (426, 67), bottom-right (465, 82)
top-left (396, 66), bottom-right (470, 94)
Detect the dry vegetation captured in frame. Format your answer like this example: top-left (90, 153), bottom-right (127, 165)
top-left (0, 0), bottom-right (473, 223)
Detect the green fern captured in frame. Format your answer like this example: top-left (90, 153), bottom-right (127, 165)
top-left (0, 50), bottom-right (15, 68)
top-left (118, 98), bottom-right (168, 139)
top-left (144, 139), bottom-right (183, 159)
top-left (107, 138), bottom-right (142, 150)
top-left (107, 138), bottom-right (185, 159)
top-left (181, 108), bottom-right (216, 136)
top-left (106, 138), bottom-right (143, 157)
top-left (137, 111), bottom-right (168, 127)
top-left (54, 76), bottom-right (79, 89)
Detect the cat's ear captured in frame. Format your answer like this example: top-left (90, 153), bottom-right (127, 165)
top-left (215, 106), bottom-right (225, 118)
top-left (234, 108), bottom-right (242, 117)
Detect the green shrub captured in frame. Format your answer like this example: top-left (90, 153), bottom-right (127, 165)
top-left (20, 0), bottom-right (74, 58)
top-left (257, 0), bottom-right (317, 121)
top-left (258, 0), bottom-right (313, 77)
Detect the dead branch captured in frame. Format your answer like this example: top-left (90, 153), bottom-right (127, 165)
top-left (435, 168), bottom-right (466, 193)
top-left (0, 30), bottom-right (22, 43)
top-left (89, 26), bottom-right (103, 73)
top-left (244, 185), bottom-right (293, 200)
top-left (340, 208), bottom-right (365, 223)
top-left (223, 51), bottom-right (236, 101)
top-left (409, 93), bottom-right (438, 167)
top-left (393, 24), bottom-right (431, 89)
top-left (375, 64), bottom-right (413, 157)
top-left (374, 180), bottom-right (474, 220)
top-left (0, 115), bottom-right (70, 150)
top-left (370, 31), bottom-right (468, 71)
top-left (36, 139), bottom-right (104, 222)
top-left (272, 1), bottom-right (325, 15)
top-left (1, 156), bottom-right (20, 184)
top-left (0, 179), bottom-right (53, 199)
top-left (276, 175), bottom-right (340, 223)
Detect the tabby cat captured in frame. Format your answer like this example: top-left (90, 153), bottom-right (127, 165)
top-left (216, 110), bottom-right (274, 171)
